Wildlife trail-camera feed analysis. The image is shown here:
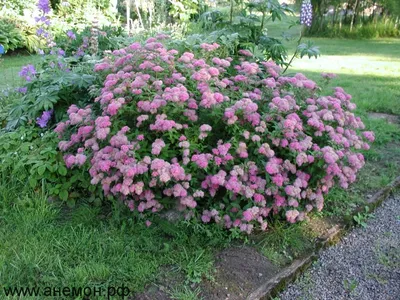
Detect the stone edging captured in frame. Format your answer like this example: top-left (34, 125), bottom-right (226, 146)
top-left (246, 175), bottom-right (400, 300)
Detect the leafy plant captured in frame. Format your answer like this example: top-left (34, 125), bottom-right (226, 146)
top-left (174, 248), bottom-right (214, 284)
top-left (343, 278), bottom-right (358, 294)
top-left (258, 221), bottom-right (314, 265)
top-left (55, 25), bottom-right (127, 57)
top-left (20, 25), bottom-right (43, 53)
top-left (193, 0), bottom-right (319, 66)
top-left (353, 206), bottom-right (374, 228)
top-left (6, 54), bottom-right (100, 130)
top-left (169, 0), bottom-right (200, 23)
top-left (0, 126), bottom-right (102, 206)
top-left (0, 21), bottom-right (24, 53)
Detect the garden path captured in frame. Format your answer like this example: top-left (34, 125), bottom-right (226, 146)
top-left (279, 193), bottom-right (400, 300)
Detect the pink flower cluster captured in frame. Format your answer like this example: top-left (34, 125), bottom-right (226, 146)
top-left (56, 37), bottom-right (374, 233)
top-left (200, 43), bottom-right (220, 52)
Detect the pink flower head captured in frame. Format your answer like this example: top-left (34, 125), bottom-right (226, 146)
top-left (363, 131), bottom-right (375, 142)
top-left (238, 49), bottom-right (253, 57)
top-left (200, 43), bottom-right (220, 52)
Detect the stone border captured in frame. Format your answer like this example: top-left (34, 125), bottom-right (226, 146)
top-left (247, 175), bottom-right (400, 300)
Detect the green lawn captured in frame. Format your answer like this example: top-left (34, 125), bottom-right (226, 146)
top-left (266, 16), bottom-right (400, 114)
top-left (1, 23), bottom-right (400, 298)
top-left (288, 39), bottom-right (400, 114)
top-left (0, 176), bottom-right (226, 298)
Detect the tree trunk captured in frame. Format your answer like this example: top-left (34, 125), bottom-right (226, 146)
top-left (371, 1), bottom-right (377, 22)
top-left (126, 0), bottom-right (131, 34)
top-left (149, 5), bottom-right (153, 29)
top-left (350, 0), bottom-right (359, 32)
top-left (230, 0), bottom-right (234, 24)
top-left (332, 5), bottom-right (337, 27)
top-left (318, 0), bottom-right (325, 33)
top-left (134, 0), bottom-right (144, 30)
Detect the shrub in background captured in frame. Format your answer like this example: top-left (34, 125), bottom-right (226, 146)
top-left (0, 0), bottom-right (118, 54)
top-left (301, 0), bottom-right (400, 39)
top-left (56, 37), bottom-right (374, 233)
top-left (306, 20), bottom-right (400, 39)
top-left (55, 26), bottom-right (127, 57)
top-left (0, 21), bottom-right (25, 53)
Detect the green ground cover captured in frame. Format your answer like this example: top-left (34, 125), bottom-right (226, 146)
top-left (0, 21), bottom-right (399, 297)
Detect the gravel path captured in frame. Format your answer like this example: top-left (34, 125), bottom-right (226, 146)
top-left (279, 193), bottom-right (400, 300)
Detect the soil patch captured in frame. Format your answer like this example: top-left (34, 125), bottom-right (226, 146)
top-left (133, 267), bottom-right (184, 300)
top-left (304, 216), bottom-right (341, 238)
top-left (200, 246), bottom-right (280, 300)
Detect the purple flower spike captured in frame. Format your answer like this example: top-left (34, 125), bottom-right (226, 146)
top-left (67, 30), bottom-right (76, 40)
top-left (300, 0), bottom-right (313, 27)
top-left (17, 87), bottom-right (28, 94)
top-left (19, 65), bottom-right (37, 82)
top-left (37, 0), bottom-right (51, 14)
top-left (36, 109), bottom-right (54, 128)
top-left (36, 28), bottom-right (45, 36)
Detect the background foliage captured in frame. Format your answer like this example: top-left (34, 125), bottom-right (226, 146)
top-left (299, 0), bottom-right (400, 38)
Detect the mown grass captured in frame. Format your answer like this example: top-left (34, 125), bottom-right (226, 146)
top-left (0, 175), bottom-right (229, 298)
top-left (0, 18), bottom-right (400, 297)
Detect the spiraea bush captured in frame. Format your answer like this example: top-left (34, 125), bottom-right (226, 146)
top-left (55, 35), bottom-right (374, 233)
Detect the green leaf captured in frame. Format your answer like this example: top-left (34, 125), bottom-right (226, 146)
top-left (29, 177), bottom-right (37, 188)
top-left (297, 41), bottom-right (320, 59)
top-left (58, 165), bottom-right (67, 176)
top-left (20, 143), bottom-right (31, 153)
top-left (67, 198), bottom-right (76, 208)
top-left (59, 189), bottom-right (68, 201)
top-left (37, 165), bottom-right (46, 175)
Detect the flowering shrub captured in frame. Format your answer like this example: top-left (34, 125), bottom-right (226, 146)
top-left (56, 36), bottom-right (374, 233)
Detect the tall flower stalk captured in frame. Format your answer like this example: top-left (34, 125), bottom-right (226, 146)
top-left (90, 15), bottom-right (99, 55)
top-left (283, 0), bottom-right (312, 74)
top-left (35, 0), bottom-right (54, 48)
top-left (300, 0), bottom-right (313, 27)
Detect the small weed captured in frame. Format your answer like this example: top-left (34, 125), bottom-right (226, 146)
top-left (173, 248), bottom-right (214, 284)
top-left (258, 221), bottom-right (314, 266)
top-left (376, 248), bottom-right (400, 270)
top-left (372, 239), bottom-right (400, 272)
top-left (169, 286), bottom-right (202, 300)
top-left (353, 206), bottom-right (374, 228)
top-left (343, 278), bottom-right (358, 294)
top-left (367, 273), bottom-right (388, 285)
